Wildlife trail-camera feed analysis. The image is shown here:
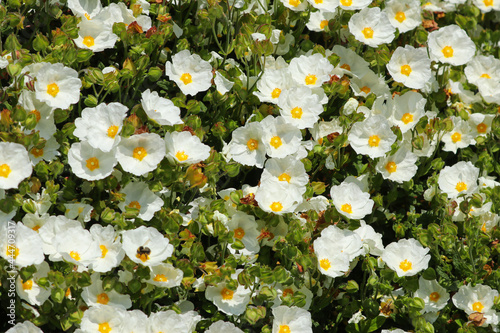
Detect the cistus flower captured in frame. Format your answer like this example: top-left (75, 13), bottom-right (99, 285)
top-left (387, 46), bottom-right (432, 90)
top-left (68, 141), bottom-right (117, 181)
top-left (67, 0), bottom-right (102, 20)
top-left (165, 49), bottom-right (213, 96)
top-left (260, 116), bottom-right (302, 158)
top-left (116, 133), bottom-right (166, 176)
top-left (381, 238), bottom-right (431, 277)
top-left (288, 53), bottom-right (334, 88)
top-left (149, 310), bottom-right (201, 333)
top-left (117, 181), bottom-right (164, 221)
top-left (330, 181), bottom-right (374, 220)
top-left (205, 321), bottom-right (244, 333)
top-left (441, 116), bottom-right (476, 153)
top-left (74, 102), bottom-right (128, 152)
top-left (121, 226), bottom-right (174, 266)
top-left (387, 91), bottom-right (426, 133)
top-left (427, 25), bottom-right (476, 66)
top-left (348, 115), bottom-right (397, 159)
top-left (16, 261), bottom-right (51, 306)
top-left (34, 62), bottom-right (82, 109)
top-left (306, 11), bottom-right (337, 32)
top-left (146, 263), bottom-right (184, 288)
top-left (348, 7), bottom-right (396, 47)
top-left (438, 161), bottom-right (479, 199)
top-left (227, 121), bottom-right (267, 168)
top-left (277, 86), bottom-right (325, 129)
top-left (79, 305), bottom-right (126, 333)
top-left (81, 273), bottom-right (132, 309)
top-left (338, 0), bottom-right (372, 10)
top-left (375, 148), bottom-right (418, 183)
top-left (272, 306), bottom-right (313, 333)
top-left (0, 221), bottom-right (44, 268)
top-left (0, 142), bottom-right (33, 190)
top-left (255, 181), bottom-right (304, 215)
top-left (164, 131), bottom-right (211, 165)
top-left (281, 0), bottom-right (308, 12)
top-left (414, 276), bottom-right (449, 313)
top-left (88, 224), bottom-right (125, 273)
top-left (260, 156), bottom-right (309, 196)
top-left (384, 0), bottom-right (422, 33)
top-left (74, 19), bottom-right (118, 52)
top-left (205, 271), bottom-right (252, 315)
top-left (140, 89), bottom-right (183, 126)
top-left (452, 284), bottom-right (500, 328)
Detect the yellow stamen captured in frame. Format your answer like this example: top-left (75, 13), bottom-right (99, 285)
top-left (86, 157), bottom-right (100, 171)
top-left (47, 83), bottom-right (59, 97)
top-left (271, 88), bottom-right (281, 99)
top-left (270, 202), bottom-right (283, 212)
top-left (30, 110), bottom-right (41, 122)
top-left (340, 0), bottom-right (352, 6)
top-left (442, 46), bottom-right (454, 58)
top-left (401, 113), bottom-right (413, 124)
top-left (362, 27), bottom-right (374, 39)
top-left (270, 136), bottom-right (282, 149)
top-left (278, 173), bottom-right (291, 183)
top-left (401, 65), bottom-right (412, 76)
top-left (175, 151), bottom-right (188, 162)
top-left (455, 182), bottom-right (467, 192)
top-left (320, 20), bottom-right (329, 30)
top-left (305, 74), bottom-right (318, 86)
top-left (180, 73), bottom-right (192, 85)
top-left (341, 203), bottom-right (352, 214)
top-left (98, 323), bottom-right (111, 333)
top-left (472, 301), bottom-right (484, 312)
top-left (30, 147), bottom-right (44, 158)
top-left (247, 139), bottom-right (258, 151)
top-left (154, 274), bottom-right (168, 282)
top-left (70, 251), bottom-right (81, 261)
top-left (96, 292), bottom-right (109, 305)
top-left (368, 135), bottom-right (380, 147)
top-left (100, 245), bottom-right (108, 258)
top-left (477, 123), bottom-right (487, 133)
top-left (399, 259), bottom-right (412, 272)
top-left (133, 147), bottom-right (147, 161)
top-left (429, 292), bottom-right (440, 302)
top-left (320, 258), bottom-right (331, 270)
top-left (128, 201), bottom-right (141, 210)
top-left (234, 227), bottom-right (245, 240)
top-left (22, 280), bottom-right (33, 290)
top-left (0, 164), bottom-right (11, 178)
top-left (385, 161), bottom-right (397, 174)
top-left (279, 325), bottom-right (291, 333)
top-left (107, 125), bottom-right (119, 138)
top-left (451, 132), bottom-right (461, 143)
top-left (83, 36), bottom-right (95, 48)
top-left (395, 11), bottom-right (406, 23)
top-left (480, 73), bottom-right (491, 79)
top-left (361, 86), bottom-right (371, 94)
top-left (221, 287), bottom-right (234, 300)
top-left (291, 107), bottom-right (303, 119)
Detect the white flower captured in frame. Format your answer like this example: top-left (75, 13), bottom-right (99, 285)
top-left (80, 305), bottom-right (127, 333)
top-left (94, 2), bottom-right (151, 30)
top-left (354, 221), bottom-right (384, 256)
top-left (54, 225), bottom-right (101, 269)
top-left (205, 272), bottom-right (252, 315)
top-left (414, 277), bottom-right (449, 313)
top-left (121, 226), bottom-right (174, 266)
top-left (68, 141), bottom-right (117, 181)
top-left (349, 70), bottom-right (390, 98)
top-left (260, 116), bottom-right (302, 158)
top-left (164, 131), bottom-right (211, 165)
top-left (289, 53), bottom-right (334, 88)
top-left (227, 121), bottom-right (267, 168)
top-left (6, 321), bottom-right (43, 333)
top-left (74, 19), bottom-right (118, 52)
top-left (87, 224), bottom-right (125, 273)
top-left (255, 181), bottom-right (304, 215)
top-left (330, 45), bottom-right (370, 78)
top-left (141, 89), bottom-right (183, 126)
top-left (441, 116), bottom-right (476, 153)
top-left (384, 0), bottom-right (422, 33)
top-left (0, 221), bottom-right (44, 268)
top-left (81, 273), bottom-right (132, 309)
top-left (254, 67), bottom-right (294, 104)
top-left (28, 137), bottom-right (60, 165)
top-left (34, 62), bottom-right (82, 109)
top-left (438, 161), bottom-right (479, 199)
top-left (74, 102), bottom-right (128, 152)
top-left (64, 201), bottom-right (93, 223)
top-left (272, 306), bottom-right (312, 333)
top-left (214, 71), bottom-right (234, 95)
top-left (472, 0), bottom-right (500, 12)
top-left (452, 284), bottom-right (500, 328)
top-left (261, 156), bottom-right (309, 196)
top-left (277, 86), bottom-right (324, 129)
top-left (281, 0), bottom-right (308, 11)
top-left (306, 11), bottom-right (337, 32)
top-left (381, 238), bottom-right (431, 277)
top-left (18, 90), bottom-right (56, 140)
top-left (348, 7), bottom-right (396, 47)
top-left (469, 113), bottom-right (495, 137)
top-left (375, 148), bottom-right (418, 183)
top-left (118, 181), bottom-right (163, 221)
top-left (226, 211), bottom-right (260, 254)
top-left (116, 133), bottom-right (166, 176)
top-left (146, 263), bottom-right (184, 288)
top-left (165, 49), bottom-right (213, 96)
top-left (387, 46), bottom-right (431, 90)
top-left (338, 0), bottom-right (371, 10)
top-left (67, 0), bottom-right (102, 20)
top-left (387, 91), bottom-right (426, 133)
top-left (464, 55), bottom-right (500, 85)
top-left (331, 181), bottom-right (374, 220)
top-left (0, 142), bottom-right (32, 189)
top-left (348, 115), bottom-right (397, 159)
top-left (205, 321), bottom-right (244, 333)
top-left (427, 25), bottom-right (476, 66)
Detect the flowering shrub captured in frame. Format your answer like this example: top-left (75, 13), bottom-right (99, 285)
top-left (1, 0), bottom-right (500, 332)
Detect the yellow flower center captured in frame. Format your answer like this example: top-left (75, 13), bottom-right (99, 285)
top-left (98, 323), bottom-right (111, 333)
top-left (451, 132), bottom-right (462, 143)
top-left (484, 0), bottom-right (493, 6)
top-left (401, 113), bottom-right (414, 124)
top-left (47, 83), bottom-right (59, 97)
top-left (175, 150), bottom-right (189, 162)
top-left (83, 36), bottom-right (95, 48)
top-left (32, 225), bottom-right (41, 232)
top-left (65, 287), bottom-right (71, 298)
top-left (320, 20), bottom-right (329, 30)
top-left (234, 227), bottom-right (245, 240)
top-left (270, 202), bottom-right (283, 212)
top-left (270, 136), bottom-right (282, 149)
top-left (6, 246), bottom-right (19, 259)
top-left (361, 86), bottom-right (371, 94)
top-left (401, 64), bottom-right (412, 76)
top-left (86, 157), bottom-right (100, 171)
top-left (320, 258), bottom-right (331, 270)
top-left (368, 135), bottom-right (380, 147)
top-left (455, 182), bottom-right (467, 192)
top-left (128, 201), bottom-right (141, 210)
top-left (70, 251), bottom-right (81, 261)
top-left (429, 292), bottom-right (440, 302)
top-left (271, 88), bottom-right (282, 99)
top-left (477, 123), bottom-right (488, 133)
top-left (154, 274), bottom-right (168, 282)
top-left (22, 279), bottom-right (33, 290)
top-left (84, 13), bottom-right (91, 20)
top-left (314, 0), bottom-right (323, 3)
top-left (278, 173), bottom-right (291, 183)
top-left (221, 287), bottom-right (234, 300)
top-left (305, 74), bottom-right (318, 85)
top-left (362, 27), bottom-right (374, 39)
top-left (279, 325), bottom-right (291, 333)
top-left (133, 147), bottom-right (147, 161)
top-left (385, 161), bottom-right (397, 174)
top-left (341, 203), bottom-right (352, 214)
top-left (340, 0), bottom-right (352, 6)
top-left (480, 73), bottom-right (491, 79)
top-left (30, 110), bottom-right (41, 122)
top-left (107, 125), bottom-right (119, 138)
top-left (180, 73), bottom-right (192, 85)
top-left (291, 107), bottom-right (303, 119)
top-left (100, 245), bottom-right (108, 258)
top-left (96, 292), bottom-right (109, 305)
top-left (442, 46), bottom-right (454, 58)
top-left (282, 288), bottom-right (294, 297)
top-left (481, 223), bottom-right (487, 232)
top-left (247, 138), bottom-right (259, 151)
top-left (289, 0), bottom-right (301, 7)
top-left (399, 259), bottom-right (412, 272)
top-left (30, 147), bottom-right (44, 158)
top-left (395, 11), bottom-right (406, 23)
top-left (472, 301), bottom-right (484, 312)
top-left (0, 164), bottom-right (11, 178)
top-left (136, 252), bottom-right (149, 262)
